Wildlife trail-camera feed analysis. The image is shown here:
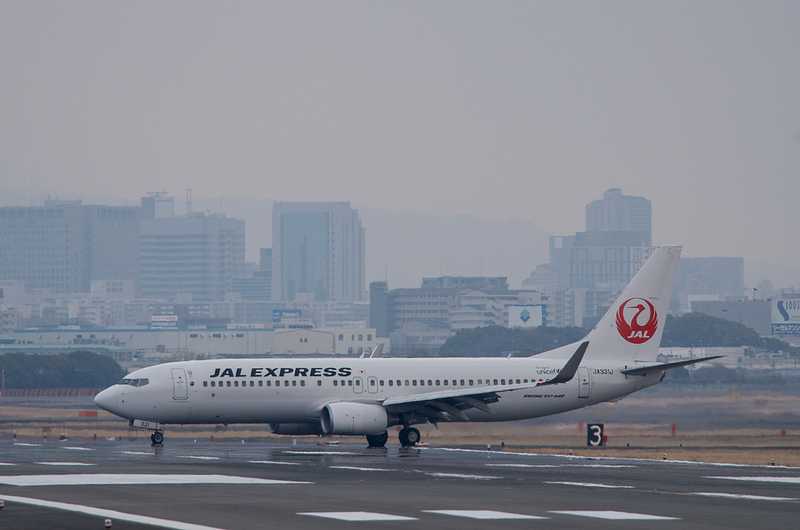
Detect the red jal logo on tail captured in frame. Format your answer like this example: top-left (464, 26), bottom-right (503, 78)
top-left (615, 298), bottom-right (658, 344)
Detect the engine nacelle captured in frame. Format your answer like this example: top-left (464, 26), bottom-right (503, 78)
top-left (320, 402), bottom-right (388, 435)
top-left (267, 423), bottom-right (324, 435)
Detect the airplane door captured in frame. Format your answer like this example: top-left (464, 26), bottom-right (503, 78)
top-left (353, 376), bottom-right (364, 394)
top-left (367, 376), bottom-right (378, 394)
top-left (578, 367), bottom-right (590, 398)
top-left (172, 368), bottom-right (189, 400)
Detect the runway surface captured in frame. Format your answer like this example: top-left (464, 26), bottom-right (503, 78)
top-left (1, 438), bottom-right (799, 529)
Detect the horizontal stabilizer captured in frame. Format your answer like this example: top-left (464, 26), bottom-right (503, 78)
top-left (620, 355), bottom-right (723, 376)
top-left (538, 341), bottom-right (589, 386)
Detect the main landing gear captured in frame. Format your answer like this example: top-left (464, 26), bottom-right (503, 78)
top-left (366, 431), bottom-right (389, 448)
top-left (398, 427), bottom-right (420, 447)
top-left (150, 430), bottom-right (164, 446)
top-left (364, 427), bottom-right (420, 448)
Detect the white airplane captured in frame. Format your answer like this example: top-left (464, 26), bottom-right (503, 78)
top-left (95, 246), bottom-right (719, 447)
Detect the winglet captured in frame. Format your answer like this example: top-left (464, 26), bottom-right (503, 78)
top-left (539, 341), bottom-right (589, 386)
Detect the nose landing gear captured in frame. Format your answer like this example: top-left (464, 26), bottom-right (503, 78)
top-left (150, 430), bottom-right (164, 446)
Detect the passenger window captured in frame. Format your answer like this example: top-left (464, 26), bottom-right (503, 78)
top-left (348, 380), bottom-right (353, 386)
top-left (355, 380), bottom-right (361, 386)
top-left (379, 380), bottom-right (384, 386)
top-left (333, 380), bottom-right (338, 387)
top-left (370, 380), bottom-right (375, 386)
top-left (501, 379), bottom-right (505, 385)
top-left (452, 380), bottom-right (457, 386)
top-left (412, 380), bottom-right (417, 386)
top-left (388, 380), bottom-right (393, 386)
top-left (317, 380), bottom-right (322, 386)
top-left (468, 380), bottom-right (473, 386)
top-left (428, 380), bottom-right (432, 386)
top-left (250, 381), bottom-right (254, 387)
top-left (396, 380), bottom-right (401, 386)
top-left (405, 380), bottom-right (410, 386)
top-left (443, 380), bottom-right (448, 386)
top-left (227, 381), bottom-right (231, 387)
top-left (266, 380), bottom-right (271, 387)
top-left (234, 381), bottom-right (239, 387)
top-left (493, 379), bottom-right (498, 385)
top-left (211, 381), bottom-right (216, 387)
top-left (259, 380), bottom-right (263, 387)
top-left (292, 380), bottom-right (297, 387)
top-left (477, 379), bottom-right (482, 385)
top-left (516, 379), bottom-right (521, 384)
top-left (203, 381), bottom-right (208, 387)
top-left (460, 379), bottom-right (465, 386)
top-left (435, 380), bottom-right (440, 386)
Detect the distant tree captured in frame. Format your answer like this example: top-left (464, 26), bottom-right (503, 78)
top-left (438, 325), bottom-right (588, 357)
top-left (0, 351), bottom-right (125, 389)
top-left (662, 313), bottom-right (797, 353)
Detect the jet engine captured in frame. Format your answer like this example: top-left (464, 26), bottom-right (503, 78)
top-left (267, 423), bottom-right (324, 435)
top-left (320, 402), bottom-right (388, 435)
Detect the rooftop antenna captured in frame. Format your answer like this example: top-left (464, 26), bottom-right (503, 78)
top-left (186, 188), bottom-right (192, 216)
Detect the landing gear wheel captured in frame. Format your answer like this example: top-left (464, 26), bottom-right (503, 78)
top-left (366, 431), bottom-right (389, 448)
top-left (398, 427), bottom-right (420, 447)
top-left (151, 430), bottom-right (164, 445)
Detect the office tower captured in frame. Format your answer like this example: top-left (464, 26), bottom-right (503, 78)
top-left (0, 201), bottom-right (141, 293)
top-left (272, 202), bottom-right (365, 302)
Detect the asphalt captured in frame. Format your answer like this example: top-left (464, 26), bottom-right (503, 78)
top-left (0, 438), bottom-right (799, 529)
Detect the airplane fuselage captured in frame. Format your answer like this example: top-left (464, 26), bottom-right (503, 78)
top-left (97, 355), bottom-right (660, 426)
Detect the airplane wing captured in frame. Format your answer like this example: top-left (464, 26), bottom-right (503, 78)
top-left (380, 342), bottom-right (588, 423)
top-left (620, 355), bottom-right (723, 376)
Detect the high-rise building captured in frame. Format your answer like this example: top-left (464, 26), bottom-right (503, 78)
top-left (585, 188), bottom-right (651, 233)
top-left (140, 214), bottom-right (245, 301)
top-left (272, 202), bottom-right (365, 302)
top-left (0, 201), bottom-right (141, 293)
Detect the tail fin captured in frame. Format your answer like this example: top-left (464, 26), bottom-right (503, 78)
top-left (583, 245), bottom-right (681, 365)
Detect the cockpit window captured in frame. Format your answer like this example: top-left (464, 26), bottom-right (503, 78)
top-left (117, 378), bottom-right (149, 387)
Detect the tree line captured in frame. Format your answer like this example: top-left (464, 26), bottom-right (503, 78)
top-left (0, 350), bottom-right (125, 389)
top-left (438, 312), bottom-right (798, 357)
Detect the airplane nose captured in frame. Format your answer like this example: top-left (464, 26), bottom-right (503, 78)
top-left (94, 387), bottom-right (117, 413)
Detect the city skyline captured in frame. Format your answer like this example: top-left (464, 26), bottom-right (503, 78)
top-left (1, 2), bottom-right (799, 284)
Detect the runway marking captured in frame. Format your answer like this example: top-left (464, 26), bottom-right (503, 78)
top-left (706, 476), bottom-right (800, 485)
top-left (486, 464), bottom-right (561, 468)
top-left (545, 481), bottom-right (634, 489)
top-left (330, 466), bottom-right (392, 472)
top-left (425, 472), bottom-right (500, 480)
top-left (0, 494), bottom-right (225, 530)
top-left (551, 510), bottom-right (680, 521)
top-left (693, 492), bottom-right (799, 502)
top-left (249, 460), bottom-right (301, 465)
top-left (62, 446), bottom-right (94, 451)
top-left (35, 462), bottom-right (95, 466)
top-left (284, 450), bottom-right (359, 455)
top-left (0, 462), bottom-right (15, 466)
top-left (121, 451), bottom-right (153, 456)
top-left (13, 443), bottom-right (41, 447)
top-left (424, 509), bottom-right (546, 520)
top-left (299, 511), bottom-right (417, 521)
top-left (0, 474), bottom-right (312, 486)
top-left (177, 455), bottom-right (220, 461)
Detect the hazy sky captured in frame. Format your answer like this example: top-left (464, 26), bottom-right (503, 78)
top-left (2, 2), bottom-right (799, 273)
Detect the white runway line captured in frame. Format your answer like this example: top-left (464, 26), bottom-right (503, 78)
top-left (551, 510), bottom-right (680, 521)
top-left (0, 494), bottom-right (225, 530)
top-left (545, 481), bottom-right (635, 489)
top-left (176, 455), bottom-right (220, 461)
top-left (330, 466), bottom-right (393, 472)
top-left (35, 462), bottom-right (95, 466)
top-left (424, 509), bottom-right (547, 520)
top-left (424, 472), bottom-right (500, 480)
top-left (706, 476), bottom-right (800, 484)
top-left (693, 492), bottom-right (799, 502)
top-left (248, 460), bottom-right (301, 465)
top-left (299, 511), bottom-right (418, 521)
top-left (0, 473), bottom-right (312, 486)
